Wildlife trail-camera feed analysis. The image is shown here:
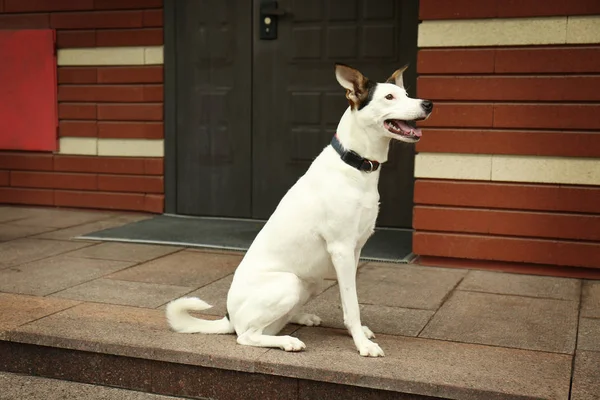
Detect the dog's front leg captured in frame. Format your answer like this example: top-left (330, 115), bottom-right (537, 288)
top-left (330, 244), bottom-right (384, 357)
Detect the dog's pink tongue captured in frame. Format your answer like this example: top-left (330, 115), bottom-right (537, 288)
top-left (397, 121), bottom-right (422, 138)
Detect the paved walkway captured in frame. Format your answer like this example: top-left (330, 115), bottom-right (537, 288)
top-left (0, 206), bottom-right (598, 399)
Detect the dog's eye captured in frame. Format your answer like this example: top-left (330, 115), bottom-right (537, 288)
top-left (385, 94), bottom-right (394, 100)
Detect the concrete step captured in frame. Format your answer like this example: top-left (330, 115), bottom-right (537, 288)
top-left (0, 301), bottom-right (571, 400)
top-left (0, 372), bottom-right (189, 400)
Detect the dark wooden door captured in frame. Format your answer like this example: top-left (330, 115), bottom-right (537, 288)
top-left (252, 0), bottom-right (419, 227)
top-left (174, 0), bottom-right (253, 217)
top-left (173, 0), bottom-right (418, 227)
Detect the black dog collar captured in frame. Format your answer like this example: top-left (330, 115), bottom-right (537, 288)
top-left (331, 135), bottom-right (380, 173)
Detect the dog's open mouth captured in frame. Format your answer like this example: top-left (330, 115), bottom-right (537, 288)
top-left (384, 119), bottom-right (422, 140)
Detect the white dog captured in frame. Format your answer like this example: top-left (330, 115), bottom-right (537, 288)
top-left (166, 64), bottom-right (433, 357)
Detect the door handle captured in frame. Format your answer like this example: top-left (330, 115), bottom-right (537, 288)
top-left (260, 1), bottom-right (285, 40)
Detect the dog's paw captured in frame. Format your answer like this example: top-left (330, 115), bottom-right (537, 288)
top-left (280, 336), bottom-right (306, 352)
top-left (292, 313), bottom-right (322, 327)
top-left (357, 340), bottom-right (385, 357)
top-left (362, 325), bottom-right (375, 339)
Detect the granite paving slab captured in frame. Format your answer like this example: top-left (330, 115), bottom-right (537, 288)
top-left (355, 263), bottom-right (467, 310)
top-left (0, 293), bottom-right (79, 337)
top-left (577, 318), bottom-right (600, 351)
top-left (0, 238), bottom-right (93, 269)
top-left (107, 250), bottom-right (241, 287)
top-left (420, 290), bottom-right (578, 354)
top-left (458, 270), bottom-right (581, 300)
top-left (0, 372), bottom-right (189, 400)
top-left (581, 280), bottom-right (600, 318)
top-left (571, 351), bottom-right (600, 400)
top-left (255, 327), bottom-right (572, 400)
top-left (303, 284), bottom-right (434, 337)
top-left (50, 279), bottom-right (193, 308)
top-left (8, 302), bottom-right (276, 372)
top-left (8, 208), bottom-right (114, 228)
top-left (65, 242), bottom-right (182, 263)
top-left (34, 214), bottom-right (151, 241)
top-left (0, 256), bottom-right (136, 296)
top-left (0, 206), bottom-right (39, 223)
top-left (0, 224), bottom-right (57, 242)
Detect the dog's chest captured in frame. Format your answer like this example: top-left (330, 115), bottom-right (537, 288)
top-left (356, 190), bottom-right (379, 242)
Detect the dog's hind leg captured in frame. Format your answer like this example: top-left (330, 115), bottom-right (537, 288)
top-left (234, 272), bottom-right (310, 352)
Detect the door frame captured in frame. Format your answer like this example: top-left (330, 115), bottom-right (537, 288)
top-left (163, 0), bottom-right (421, 219)
top-left (163, 0), bottom-right (177, 214)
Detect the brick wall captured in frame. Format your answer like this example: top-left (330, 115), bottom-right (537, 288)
top-left (413, 0), bottom-right (600, 272)
top-left (0, 0), bottom-right (165, 213)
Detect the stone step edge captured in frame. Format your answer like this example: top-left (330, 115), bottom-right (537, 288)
top-left (0, 339), bottom-right (449, 400)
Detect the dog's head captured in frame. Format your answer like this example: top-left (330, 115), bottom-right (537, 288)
top-left (335, 63), bottom-right (433, 143)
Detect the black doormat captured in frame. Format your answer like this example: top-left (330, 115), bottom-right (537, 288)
top-left (78, 214), bottom-right (414, 263)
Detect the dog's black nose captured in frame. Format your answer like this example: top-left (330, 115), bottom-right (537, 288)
top-left (421, 100), bottom-right (433, 113)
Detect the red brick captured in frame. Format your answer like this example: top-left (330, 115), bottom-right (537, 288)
top-left (419, 0), bottom-right (600, 19)
top-left (97, 103), bottom-right (163, 121)
top-left (96, 28), bottom-right (163, 46)
top-left (0, 152), bottom-right (54, 171)
top-left (96, 157), bottom-right (145, 174)
top-left (420, 0), bottom-right (498, 20)
top-left (413, 232), bottom-right (600, 269)
top-left (55, 190), bottom-right (146, 211)
top-left (58, 85), bottom-right (145, 102)
top-left (493, 104), bottom-right (600, 130)
top-left (58, 67), bottom-right (98, 84)
top-left (0, 0), bottom-right (4, 12)
top-left (416, 129), bottom-right (600, 158)
top-left (0, 187), bottom-right (54, 206)
top-left (0, 171), bottom-right (9, 186)
top-left (144, 193), bottom-right (163, 213)
top-left (417, 76), bottom-right (600, 102)
top-left (143, 9), bottom-right (162, 26)
top-left (10, 171), bottom-right (97, 190)
top-left (417, 49), bottom-right (495, 74)
top-left (51, 10), bottom-right (143, 29)
top-left (56, 30), bottom-right (96, 48)
top-left (417, 103), bottom-right (494, 128)
top-left (414, 206), bottom-right (600, 241)
top-left (54, 155), bottom-right (97, 173)
top-left (98, 174), bottom-right (163, 193)
top-left (59, 121), bottom-right (98, 137)
top-left (58, 103), bottom-right (97, 119)
top-left (144, 158), bottom-right (163, 175)
top-left (0, 13), bottom-right (50, 28)
top-left (97, 121), bottom-right (163, 139)
top-left (54, 155), bottom-right (146, 175)
top-left (97, 66), bottom-right (163, 83)
top-left (497, 0), bottom-right (600, 18)
top-left (414, 180), bottom-right (600, 214)
top-left (495, 46), bottom-right (600, 74)
top-left (143, 85), bottom-right (163, 101)
top-left (3, 0), bottom-right (93, 12)
top-left (93, 0), bottom-right (163, 10)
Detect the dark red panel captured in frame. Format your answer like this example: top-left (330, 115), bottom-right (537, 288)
top-left (0, 30), bottom-right (57, 151)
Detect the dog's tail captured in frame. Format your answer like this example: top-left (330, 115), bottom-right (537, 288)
top-left (165, 297), bottom-right (235, 334)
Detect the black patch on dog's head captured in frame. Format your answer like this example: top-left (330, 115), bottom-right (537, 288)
top-left (357, 80), bottom-right (377, 110)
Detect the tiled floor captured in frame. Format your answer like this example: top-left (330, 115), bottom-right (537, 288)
top-left (0, 205), bottom-right (598, 400)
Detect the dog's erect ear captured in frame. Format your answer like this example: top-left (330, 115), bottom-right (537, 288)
top-left (335, 63), bottom-right (368, 108)
top-left (386, 64), bottom-right (409, 88)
